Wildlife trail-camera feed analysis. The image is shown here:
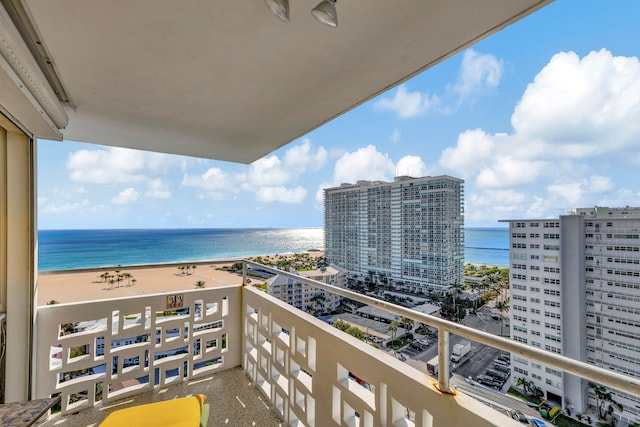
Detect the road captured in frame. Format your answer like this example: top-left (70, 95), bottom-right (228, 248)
top-left (396, 306), bottom-right (547, 422)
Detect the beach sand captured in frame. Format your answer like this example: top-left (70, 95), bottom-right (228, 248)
top-left (37, 252), bottom-right (324, 306)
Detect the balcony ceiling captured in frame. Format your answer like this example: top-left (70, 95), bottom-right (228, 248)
top-left (6, 0), bottom-right (551, 163)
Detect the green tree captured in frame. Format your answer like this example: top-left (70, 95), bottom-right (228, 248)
top-left (333, 319), bottom-right (350, 332)
top-left (345, 326), bottom-right (365, 341)
top-left (495, 299), bottom-right (510, 336)
top-left (400, 316), bottom-right (414, 332)
top-left (195, 280), bottom-right (206, 289)
top-left (589, 382), bottom-right (623, 421)
top-left (388, 320), bottom-right (400, 355)
top-left (514, 376), bottom-right (529, 394)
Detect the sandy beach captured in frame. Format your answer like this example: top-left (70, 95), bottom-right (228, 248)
top-left (37, 252), bottom-right (324, 306)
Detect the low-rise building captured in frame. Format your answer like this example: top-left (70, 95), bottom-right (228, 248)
top-left (266, 265), bottom-right (346, 315)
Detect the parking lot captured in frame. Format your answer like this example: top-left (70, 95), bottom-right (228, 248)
top-left (398, 306), bottom-right (512, 391)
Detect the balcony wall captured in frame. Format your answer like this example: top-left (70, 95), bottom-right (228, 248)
top-left (35, 285), bottom-right (241, 414)
top-left (34, 283), bottom-right (521, 426)
top-left (242, 286), bottom-right (516, 427)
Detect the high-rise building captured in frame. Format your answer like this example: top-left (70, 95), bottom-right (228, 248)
top-left (324, 175), bottom-right (464, 294)
top-left (503, 207), bottom-right (640, 425)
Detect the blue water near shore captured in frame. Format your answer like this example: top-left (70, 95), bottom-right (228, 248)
top-left (38, 227), bottom-right (509, 271)
top-left (464, 227), bottom-right (509, 268)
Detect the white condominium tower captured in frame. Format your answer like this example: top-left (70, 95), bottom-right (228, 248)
top-left (504, 207), bottom-right (640, 425)
top-left (324, 175), bottom-right (464, 294)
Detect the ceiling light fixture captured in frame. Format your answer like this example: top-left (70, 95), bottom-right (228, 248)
top-left (311, 0), bottom-right (338, 28)
top-left (264, 0), bottom-right (290, 23)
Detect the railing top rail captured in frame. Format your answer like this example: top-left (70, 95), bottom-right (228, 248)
top-left (244, 260), bottom-right (640, 398)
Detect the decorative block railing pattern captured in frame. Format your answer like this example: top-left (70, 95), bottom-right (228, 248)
top-left (242, 286), bottom-right (511, 427)
top-left (35, 286), bottom-right (241, 414)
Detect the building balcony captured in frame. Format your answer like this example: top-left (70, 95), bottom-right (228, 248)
top-left (29, 261), bottom-right (640, 426)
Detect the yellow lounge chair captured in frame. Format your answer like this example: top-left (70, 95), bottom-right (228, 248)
top-left (99, 394), bottom-right (209, 427)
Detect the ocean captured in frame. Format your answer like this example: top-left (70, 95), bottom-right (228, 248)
top-left (38, 227), bottom-right (509, 271)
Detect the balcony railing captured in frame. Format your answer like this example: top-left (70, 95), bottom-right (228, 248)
top-left (33, 261), bottom-right (640, 426)
top-left (243, 261), bottom-right (640, 399)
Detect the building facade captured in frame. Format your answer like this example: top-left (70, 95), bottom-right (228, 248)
top-left (266, 266), bottom-right (347, 315)
top-left (324, 175), bottom-right (464, 294)
top-left (504, 207), bottom-right (640, 424)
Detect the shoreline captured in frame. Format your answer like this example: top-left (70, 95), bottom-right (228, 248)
top-left (37, 251), bottom-right (325, 306)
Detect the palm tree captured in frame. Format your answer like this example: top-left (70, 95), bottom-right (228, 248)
top-left (400, 316), bottom-right (414, 333)
top-left (192, 265), bottom-right (197, 275)
top-left (495, 299), bottom-right (510, 336)
top-left (449, 282), bottom-right (464, 322)
top-left (195, 280), bottom-right (206, 289)
top-left (589, 382), bottom-right (623, 421)
top-left (131, 278), bottom-right (137, 287)
top-left (388, 320), bottom-right (400, 356)
top-left (514, 377), bottom-right (530, 394)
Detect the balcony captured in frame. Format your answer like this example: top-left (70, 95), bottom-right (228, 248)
top-left (32, 262), bottom-right (640, 426)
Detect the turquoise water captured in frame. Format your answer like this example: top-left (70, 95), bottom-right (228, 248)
top-left (38, 227), bottom-right (509, 271)
top-left (464, 227), bottom-right (509, 268)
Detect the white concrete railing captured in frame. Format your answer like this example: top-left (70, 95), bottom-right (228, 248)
top-left (243, 261), bottom-right (640, 400)
top-left (34, 283), bottom-right (520, 426)
top-left (34, 260), bottom-right (640, 425)
top-left (34, 286), bottom-right (242, 414)
top-left (243, 286), bottom-right (516, 427)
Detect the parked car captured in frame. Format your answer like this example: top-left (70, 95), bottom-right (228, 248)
top-left (529, 417), bottom-right (546, 427)
top-left (494, 358), bottom-right (510, 367)
top-left (476, 375), bottom-right (499, 388)
top-left (492, 363), bottom-right (511, 373)
top-left (509, 409), bottom-right (528, 424)
top-left (485, 368), bottom-right (509, 381)
top-left (410, 342), bottom-right (425, 350)
top-left (497, 354), bottom-right (511, 363)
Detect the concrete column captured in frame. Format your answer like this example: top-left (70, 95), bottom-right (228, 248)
top-left (0, 120), bottom-right (36, 402)
top-left (560, 214), bottom-right (587, 413)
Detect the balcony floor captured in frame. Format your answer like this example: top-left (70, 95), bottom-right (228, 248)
top-left (39, 367), bottom-right (284, 426)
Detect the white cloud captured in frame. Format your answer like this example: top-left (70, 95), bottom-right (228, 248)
top-left (440, 49), bottom-right (640, 223)
top-left (475, 157), bottom-right (548, 189)
top-left (374, 85), bottom-right (440, 118)
top-left (396, 155), bottom-right (429, 178)
top-left (181, 167), bottom-right (233, 196)
top-left (67, 147), bottom-right (147, 184)
top-left (512, 49), bottom-right (640, 156)
top-left (333, 145), bottom-right (396, 184)
top-left (145, 178), bottom-right (171, 199)
top-left (248, 155), bottom-right (290, 186)
top-left (111, 188), bottom-right (139, 205)
top-left (547, 182), bottom-right (584, 206)
top-left (283, 139), bottom-right (327, 172)
top-left (465, 189), bottom-right (525, 223)
top-left (453, 49), bottom-right (503, 98)
top-left (244, 140), bottom-right (329, 191)
top-left (438, 129), bottom-right (499, 178)
top-left (588, 175), bottom-right (614, 193)
top-left (256, 186), bottom-right (307, 203)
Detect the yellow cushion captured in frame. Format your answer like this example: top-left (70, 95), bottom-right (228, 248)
top-left (100, 394), bottom-right (206, 427)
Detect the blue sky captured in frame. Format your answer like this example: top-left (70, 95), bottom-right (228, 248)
top-left (38, 1), bottom-right (640, 230)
